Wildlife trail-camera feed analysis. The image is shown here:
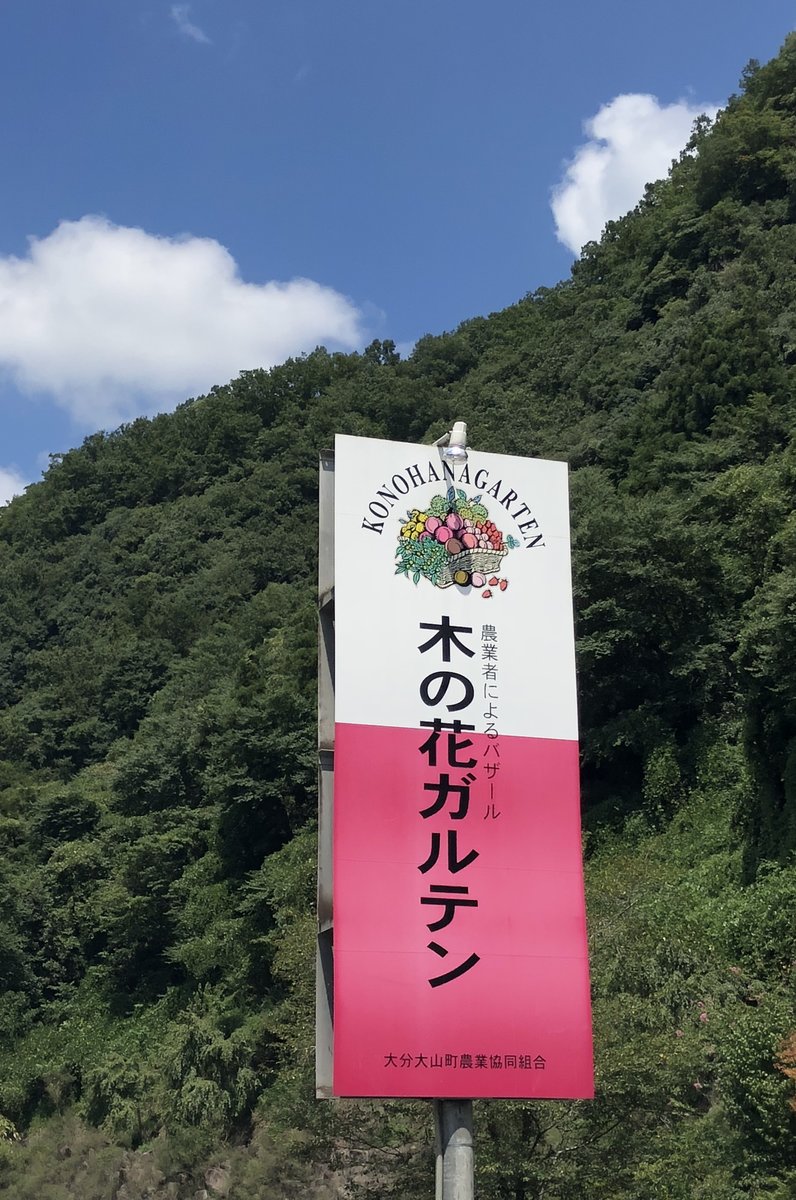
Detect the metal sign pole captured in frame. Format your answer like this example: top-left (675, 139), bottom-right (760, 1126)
top-left (434, 1099), bottom-right (474, 1200)
top-left (432, 427), bottom-right (475, 1200)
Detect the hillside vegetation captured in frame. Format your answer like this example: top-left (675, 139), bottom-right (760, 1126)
top-left (1, 37), bottom-right (796, 1200)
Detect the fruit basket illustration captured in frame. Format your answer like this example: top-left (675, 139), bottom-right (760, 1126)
top-left (395, 489), bottom-right (519, 594)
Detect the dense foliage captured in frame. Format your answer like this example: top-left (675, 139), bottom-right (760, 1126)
top-left (1, 36), bottom-right (796, 1199)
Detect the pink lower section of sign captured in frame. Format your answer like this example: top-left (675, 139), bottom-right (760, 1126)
top-left (333, 722), bottom-right (594, 1099)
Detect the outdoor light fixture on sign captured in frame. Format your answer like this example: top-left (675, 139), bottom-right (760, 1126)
top-left (319, 434), bottom-right (593, 1101)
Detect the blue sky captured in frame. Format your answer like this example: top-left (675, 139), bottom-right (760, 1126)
top-left (0, 1), bottom-right (793, 501)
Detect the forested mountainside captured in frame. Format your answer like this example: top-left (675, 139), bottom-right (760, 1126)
top-left (1, 36), bottom-right (796, 1200)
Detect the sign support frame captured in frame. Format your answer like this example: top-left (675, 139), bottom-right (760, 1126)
top-left (316, 447), bottom-right (335, 1099)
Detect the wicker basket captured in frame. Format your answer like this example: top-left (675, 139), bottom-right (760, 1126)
top-left (438, 547), bottom-right (506, 588)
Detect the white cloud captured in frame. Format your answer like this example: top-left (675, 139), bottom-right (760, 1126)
top-left (0, 216), bottom-right (365, 426)
top-left (171, 4), bottom-right (211, 45)
top-left (0, 467), bottom-right (27, 506)
top-left (551, 94), bottom-right (719, 254)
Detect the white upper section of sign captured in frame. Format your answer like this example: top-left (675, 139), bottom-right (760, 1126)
top-left (334, 434), bottom-right (578, 741)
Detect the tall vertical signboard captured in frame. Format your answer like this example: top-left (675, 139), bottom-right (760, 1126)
top-left (331, 434), bottom-right (593, 1099)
